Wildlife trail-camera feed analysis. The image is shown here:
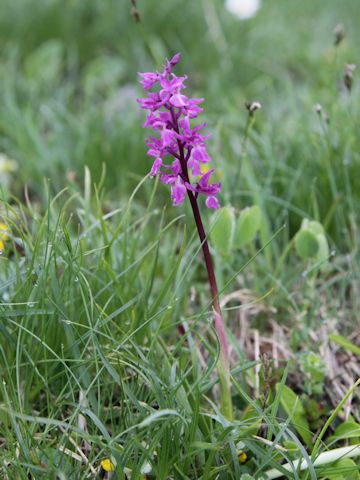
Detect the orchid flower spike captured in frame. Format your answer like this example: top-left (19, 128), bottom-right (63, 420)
top-left (137, 53), bottom-right (221, 209)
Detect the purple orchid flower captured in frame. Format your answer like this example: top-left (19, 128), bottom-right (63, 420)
top-left (137, 54), bottom-right (232, 420)
top-left (137, 53), bottom-right (221, 209)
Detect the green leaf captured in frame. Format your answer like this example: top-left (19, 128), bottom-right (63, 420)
top-left (319, 458), bottom-right (360, 479)
top-left (233, 205), bottom-right (261, 248)
top-left (276, 384), bottom-right (312, 447)
top-left (295, 228), bottom-right (319, 259)
top-left (210, 205), bottom-right (235, 255)
top-left (304, 219), bottom-right (325, 236)
top-left (24, 40), bottom-right (63, 86)
top-left (282, 440), bottom-right (300, 453)
top-left (329, 334), bottom-right (360, 357)
top-left (296, 219), bottom-right (329, 266)
top-left (315, 233), bottom-right (330, 268)
top-left (238, 405), bottom-right (262, 436)
top-left (327, 421), bottom-right (360, 444)
top-left (301, 352), bottom-right (326, 383)
top-left (83, 56), bottom-right (126, 96)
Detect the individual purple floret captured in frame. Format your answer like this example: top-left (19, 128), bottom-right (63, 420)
top-left (137, 53), bottom-right (221, 209)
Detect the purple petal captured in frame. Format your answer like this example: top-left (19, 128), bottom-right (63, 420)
top-left (169, 53), bottom-right (181, 66)
top-left (169, 93), bottom-right (188, 107)
top-left (179, 116), bottom-right (190, 132)
top-left (198, 169), bottom-right (214, 187)
top-left (171, 182), bottom-right (187, 205)
top-left (205, 196), bottom-right (220, 209)
top-left (160, 173), bottom-right (177, 184)
top-left (204, 183), bottom-right (221, 195)
top-left (161, 129), bottom-right (175, 147)
top-left (169, 158), bottom-right (181, 175)
top-left (187, 157), bottom-right (202, 175)
top-left (185, 98), bottom-right (204, 118)
top-left (191, 145), bottom-right (211, 163)
top-left (184, 182), bottom-right (196, 193)
top-left (143, 112), bottom-right (165, 129)
top-left (139, 72), bottom-right (159, 90)
top-left (150, 158), bottom-right (162, 177)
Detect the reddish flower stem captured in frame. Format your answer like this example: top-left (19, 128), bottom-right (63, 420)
top-left (187, 191), bottom-right (232, 420)
top-left (187, 193), bottom-right (221, 321)
top-left (170, 106), bottom-right (232, 419)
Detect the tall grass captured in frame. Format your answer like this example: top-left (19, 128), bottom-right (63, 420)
top-left (0, 0), bottom-right (359, 478)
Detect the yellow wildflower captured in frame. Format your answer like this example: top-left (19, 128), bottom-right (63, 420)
top-left (238, 451), bottom-right (248, 463)
top-left (0, 154), bottom-right (18, 174)
top-left (200, 163), bottom-right (223, 180)
top-left (0, 223), bottom-right (10, 251)
top-left (100, 458), bottom-right (115, 472)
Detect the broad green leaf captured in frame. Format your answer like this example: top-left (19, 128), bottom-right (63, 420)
top-left (320, 458), bottom-right (360, 479)
top-left (315, 233), bottom-right (330, 267)
top-left (238, 405), bottom-right (262, 436)
top-left (233, 205), bottom-right (261, 248)
top-left (210, 205), bottom-right (234, 255)
top-left (276, 383), bottom-right (312, 447)
top-left (24, 40), bottom-right (63, 85)
top-left (295, 228), bottom-right (319, 259)
top-left (282, 440), bottom-right (300, 453)
top-left (303, 219), bottom-right (325, 236)
top-left (327, 421), bottom-right (360, 443)
top-left (83, 56), bottom-right (126, 96)
top-left (297, 219), bottom-right (329, 267)
top-left (329, 334), bottom-right (360, 357)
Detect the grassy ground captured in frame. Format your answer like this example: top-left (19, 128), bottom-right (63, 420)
top-left (0, 0), bottom-right (360, 478)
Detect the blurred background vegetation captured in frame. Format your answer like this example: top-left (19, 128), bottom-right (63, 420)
top-left (1, 0), bottom-right (359, 213)
top-left (1, 0), bottom-right (359, 314)
top-left (0, 2), bottom-right (360, 476)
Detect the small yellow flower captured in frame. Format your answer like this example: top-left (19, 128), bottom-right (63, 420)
top-left (0, 154), bottom-right (18, 173)
top-left (0, 223), bottom-right (10, 251)
top-left (100, 458), bottom-right (115, 472)
top-left (238, 451), bottom-right (248, 463)
top-left (200, 163), bottom-right (223, 180)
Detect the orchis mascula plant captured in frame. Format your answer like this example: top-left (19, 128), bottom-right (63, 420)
top-left (138, 53), bottom-right (232, 420)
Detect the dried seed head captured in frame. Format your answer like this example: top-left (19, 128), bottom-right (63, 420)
top-left (344, 63), bottom-right (356, 92)
top-left (130, 0), bottom-right (140, 22)
top-left (314, 103), bottom-right (329, 123)
top-left (333, 23), bottom-right (345, 46)
top-left (314, 103), bottom-right (322, 114)
top-left (245, 101), bottom-right (262, 116)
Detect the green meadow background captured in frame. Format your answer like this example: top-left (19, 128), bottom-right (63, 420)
top-left (0, 0), bottom-right (359, 478)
